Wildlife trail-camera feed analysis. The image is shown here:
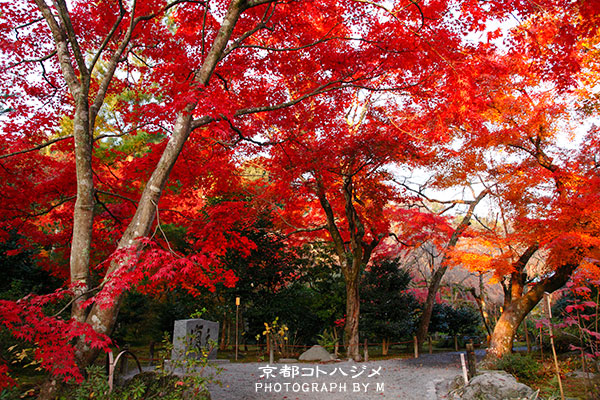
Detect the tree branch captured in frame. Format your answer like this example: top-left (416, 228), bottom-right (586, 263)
top-left (0, 135), bottom-right (73, 160)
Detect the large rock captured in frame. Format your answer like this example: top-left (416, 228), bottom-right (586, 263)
top-left (456, 371), bottom-right (536, 400)
top-left (298, 345), bottom-right (335, 361)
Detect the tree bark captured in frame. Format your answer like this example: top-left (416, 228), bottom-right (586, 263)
top-left (470, 284), bottom-right (492, 337)
top-left (345, 271), bottom-right (361, 360)
top-left (382, 338), bottom-right (389, 356)
top-left (416, 264), bottom-right (447, 348)
top-left (69, 96), bottom-right (94, 324)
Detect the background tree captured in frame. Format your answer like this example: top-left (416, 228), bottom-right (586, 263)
top-left (360, 257), bottom-right (420, 355)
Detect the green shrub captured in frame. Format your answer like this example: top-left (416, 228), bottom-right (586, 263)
top-left (493, 352), bottom-right (540, 382)
top-left (59, 366), bottom-right (210, 400)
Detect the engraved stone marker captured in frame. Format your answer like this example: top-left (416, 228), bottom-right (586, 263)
top-left (172, 319), bottom-right (219, 360)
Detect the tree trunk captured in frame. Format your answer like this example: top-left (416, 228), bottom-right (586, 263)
top-left (220, 316), bottom-right (227, 351)
top-left (470, 277), bottom-right (492, 337)
top-left (345, 275), bottom-right (361, 361)
top-left (315, 175), bottom-right (377, 362)
top-left (416, 265), bottom-right (446, 347)
top-left (382, 338), bottom-right (389, 356)
top-left (70, 97), bottom-right (94, 324)
top-left (70, 0), bottom-right (249, 370)
top-left (486, 261), bottom-right (579, 361)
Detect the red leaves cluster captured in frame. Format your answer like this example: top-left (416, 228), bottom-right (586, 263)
top-left (0, 289), bottom-right (111, 385)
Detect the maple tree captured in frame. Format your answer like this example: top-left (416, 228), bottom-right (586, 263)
top-left (439, 51), bottom-right (600, 362)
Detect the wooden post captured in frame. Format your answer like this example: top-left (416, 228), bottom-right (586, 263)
top-left (540, 326), bottom-right (544, 362)
top-left (235, 297), bottom-right (240, 361)
top-left (466, 342), bottom-right (477, 379)
top-left (413, 335), bottom-right (419, 359)
top-left (524, 317), bottom-right (531, 354)
top-left (269, 334), bottom-right (274, 364)
top-left (363, 339), bottom-right (369, 362)
top-left (454, 335), bottom-right (459, 351)
top-left (428, 336), bottom-right (433, 354)
top-left (460, 353), bottom-right (469, 385)
top-left (545, 293), bottom-right (565, 400)
top-left (333, 327), bottom-right (339, 357)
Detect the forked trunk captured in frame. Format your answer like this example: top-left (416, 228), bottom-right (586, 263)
top-left (415, 189), bottom-right (489, 348)
top-left (382, 338), bottom-right (389, 356)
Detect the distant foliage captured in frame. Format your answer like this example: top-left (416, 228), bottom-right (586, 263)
top-left (428, 303), bottom-right (482, 337)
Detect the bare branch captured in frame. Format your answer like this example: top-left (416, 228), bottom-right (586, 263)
top-left (0, 135), bottom-right (73, 160)
top-left (96, 189), bottom-right (138, 205)
top-left (94, 191), bottom-right (123, 224)
top-left (87, 0), bottom-right (127, 72)
top-left (26, 195), bottom-right (77, 218)
top-left (221, 2), bottom-right (277, 59)
top-left (283, 224), bottom-right (328, 239)
top-left (1, 51), bottom-right (57, 72)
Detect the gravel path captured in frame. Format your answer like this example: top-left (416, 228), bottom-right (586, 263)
top-left (205, 351), bottom-right (482, 400)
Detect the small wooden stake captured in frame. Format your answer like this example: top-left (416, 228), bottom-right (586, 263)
top-left (524, 316), bottom-right (531, 354)
top-left (460, 353), bottom-right (469, 385)
top-left (545, 293), bottom-right (564, 400)
top-left (413, 335), bottom-right (419, 359)
top-left (540, 326), bottom-right (544, 362)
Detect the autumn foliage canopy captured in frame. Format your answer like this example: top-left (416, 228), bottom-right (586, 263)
top-left (0, 0), bottom-right (599, 388)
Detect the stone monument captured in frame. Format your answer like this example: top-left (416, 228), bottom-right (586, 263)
top-left (172, 319), bottom-right (220, 361)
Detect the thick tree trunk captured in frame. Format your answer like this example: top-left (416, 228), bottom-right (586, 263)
top-left (487, 289), bottom-right (539, 359)
top-left (345, 274), bottom-right (361, 361)
top-left (486, 261), bottom-right (578, 361)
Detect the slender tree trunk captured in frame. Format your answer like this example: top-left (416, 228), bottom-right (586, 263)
top-left (73, 0), bottom-right (249, 369)
top-left (470, 281), bottom-right (492, 337)
top-left (416, 265), bottom-right (446, 347)
top-left (70, 96), bottom-right (94, 324)
top-left (220, 315), bottom-right (227, 351)
top-left (315, 175), bottom-right (378, 362)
